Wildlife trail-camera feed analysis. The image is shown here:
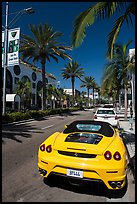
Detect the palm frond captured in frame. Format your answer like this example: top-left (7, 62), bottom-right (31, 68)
top-left (107, 3), bottom-right (135, 60)
top-left (107, 15), bottom-right (126, 60)
top-left (93, 2), bottom-right (119, 20)
top-left (46, 72), bottom-right (56, 80)
top-left (72, 2), bottom-right (128, 48)
top-left (49, 54), bottom-right (58, 63)
top-left (72, 6), bottom-right (95, 48)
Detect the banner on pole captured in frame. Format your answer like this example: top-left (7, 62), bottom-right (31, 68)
top-left (2, 31), bottom-right (4, 67)
top-left (7, 28), bottom-right (20, 66)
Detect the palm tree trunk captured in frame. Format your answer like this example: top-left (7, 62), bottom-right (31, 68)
top-left (124, 86), bottom-right (128, 120)
top-left (71, 77), bottom-right (75, 106)
top-left (87, 88), bottom-right (90, 107)
top-left (41, 61), bottom-right (46, 110)
top-left (119, 92), bottom-right (121, 111)
top-left (93, 88), bottom-right (94, 106)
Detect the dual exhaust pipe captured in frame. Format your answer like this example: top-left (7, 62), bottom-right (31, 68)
top-left (109, 180), bottom-right (123, 189)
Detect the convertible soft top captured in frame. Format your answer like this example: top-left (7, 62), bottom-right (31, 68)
top-left (63, 120), bottom-right (114, 137)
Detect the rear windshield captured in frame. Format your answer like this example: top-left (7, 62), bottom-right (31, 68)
top-left (76, 124), bottom-right (101, 131)
top-left (65, 133), bottom-right (102, 144)
top-left (97, 110), bottom-right (115, 114)
top-left (63, 120), bottom-right (114, 137)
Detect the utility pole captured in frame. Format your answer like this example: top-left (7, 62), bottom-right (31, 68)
top-left (2, 2), bottom-right (9, 116)
top-left (2, 3), bottom-right (35, 116)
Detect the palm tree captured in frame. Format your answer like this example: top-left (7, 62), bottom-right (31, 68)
top-left (101, 40), bottom-right (133, 119)
top-left (127, 53), bottom-right (135, 74)
top-left (95, 86), bottom-right (101, 105)
top-left (81, 91), bottom-right (87, 107)
top-left (16, 80), bottom-right (31, 110)
top-left (20, 23), bottom-right (72, 110)
top-left (91, 80), bottom-right (98, 106)
top-left (56, 88), bottom-right (67, 108)
top-left (61, 60), bottom-right (85, 106)
top-left (80, 76), bottom-right (95, 107)
top-left (127, 51), bottom-right (135, 114)
top-left (115, 41), bottom-right (133, 120)
top-left (72, 2), bottom-right (135, 59)
top-left (101, 58), bottom-right (122, 107)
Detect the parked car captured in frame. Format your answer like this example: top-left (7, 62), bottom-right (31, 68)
top-left (93, 108), bottom-right (119, 127)
top-left (38, 120), bottom-right (127, 190)
top-left (103, 103), bottom-right (114, 108)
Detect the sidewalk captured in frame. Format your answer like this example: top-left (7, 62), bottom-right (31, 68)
top-left (117, 108), bottom-right (135, 179)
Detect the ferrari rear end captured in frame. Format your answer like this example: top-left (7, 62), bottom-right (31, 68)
top-left (38, 130), bottom-right (127, 190)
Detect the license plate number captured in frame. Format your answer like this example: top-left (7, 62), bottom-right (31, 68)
top-left (67, 169), bottom-right (83, 178)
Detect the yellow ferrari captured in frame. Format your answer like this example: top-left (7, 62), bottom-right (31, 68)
top-left (38, 120), bottom-right (127, 190)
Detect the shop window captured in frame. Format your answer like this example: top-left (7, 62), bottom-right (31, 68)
top-left (32, 83), bottom-right (36, 89)
top-left (32, 72), bottom-right (37, 81)
top-left (14, 65), bottom-right (21, 75)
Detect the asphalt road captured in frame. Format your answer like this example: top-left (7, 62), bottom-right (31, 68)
top-left (2, 109), bottom-right (135, 202)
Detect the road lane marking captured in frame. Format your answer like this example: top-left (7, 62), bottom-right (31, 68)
top-left (41, 125), bottom-right (54, 130)
top-left (72, 116), bottom-right (77, 119)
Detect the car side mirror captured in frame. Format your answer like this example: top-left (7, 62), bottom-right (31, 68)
top-left (93, 111), bottom-right (95, 114)
top-left (118, 127), bottom-right (124, 138)
top-left (118, 127), bottom-right (124, 132)
top-left (64, 124), bottom-right (68, 128)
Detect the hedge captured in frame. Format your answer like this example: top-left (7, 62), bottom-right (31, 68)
top-left (2, 107), bottom-right (84, 123)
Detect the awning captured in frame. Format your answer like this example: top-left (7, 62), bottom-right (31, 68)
top-left (6, 94), bottom-right (20, 102)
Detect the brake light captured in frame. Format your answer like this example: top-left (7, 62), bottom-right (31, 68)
top-left (40, 144), bottom-right (45, 151)
top-left (113, 151), bottom-right (121, 160)
top-left (94, 115), bottom-right (97, 119)
top-left (46, 145), bottom-right (52, 153)
top-left (104, 151), bottom-right (112, 160)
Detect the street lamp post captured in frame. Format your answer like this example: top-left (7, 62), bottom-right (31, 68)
top-left (2, 2), bottom-right (35, 116)
top-left (2, 2), bottom-right (8, 116)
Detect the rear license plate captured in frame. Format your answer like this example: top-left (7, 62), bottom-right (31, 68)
top-left (67, 169), bottom-right (83, 178)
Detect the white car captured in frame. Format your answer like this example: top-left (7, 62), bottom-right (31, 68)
top-left (103, 104), bottom-right (114, 108)
top-left (93, 108), bottom-right (119, 127)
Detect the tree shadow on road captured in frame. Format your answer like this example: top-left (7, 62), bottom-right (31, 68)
top-left (2, 123), bottom-right (44, 143)
top-left (2, 131), bottom-right (31, 143)
top-left (122, 132), bottom-right (135, 144)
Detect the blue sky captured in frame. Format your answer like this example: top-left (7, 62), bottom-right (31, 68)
top-left (2, 2), bottom-right (135, 93)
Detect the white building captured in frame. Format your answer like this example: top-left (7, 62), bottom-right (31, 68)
top-left (2, 59), bottom-right (56, 110)
top-left (129, 48), bottom-right (135, 115)
top-left (64, 89), bottom-right (80, 97)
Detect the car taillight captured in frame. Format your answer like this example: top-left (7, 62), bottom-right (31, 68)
top-left (94, 115), bottom-right (97, 119)
top-left (115, 115), bottom-right (118, 119)
top-left (40, 144), bottom-right (45, 151)
top-left (104, 151), bottom-right (112, 160)
top-left (113, 151), bottom-right (121, 160)
top-left (46, 145), bottom-right (52, 153)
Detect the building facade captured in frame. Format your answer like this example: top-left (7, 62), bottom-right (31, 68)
top-left (129, 48), bottom-right (135, 115)
top-left (64, 88), bottom-right (80, 97)
top-left (2, 59), bottom-right (56, 110)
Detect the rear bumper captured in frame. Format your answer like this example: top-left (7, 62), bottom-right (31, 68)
top-left (94, 118), bottom-right (118, 127)
top-left (48, 171), bottom-right (104, 186)
top-left (38, 156), bottom-right (127, 190)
